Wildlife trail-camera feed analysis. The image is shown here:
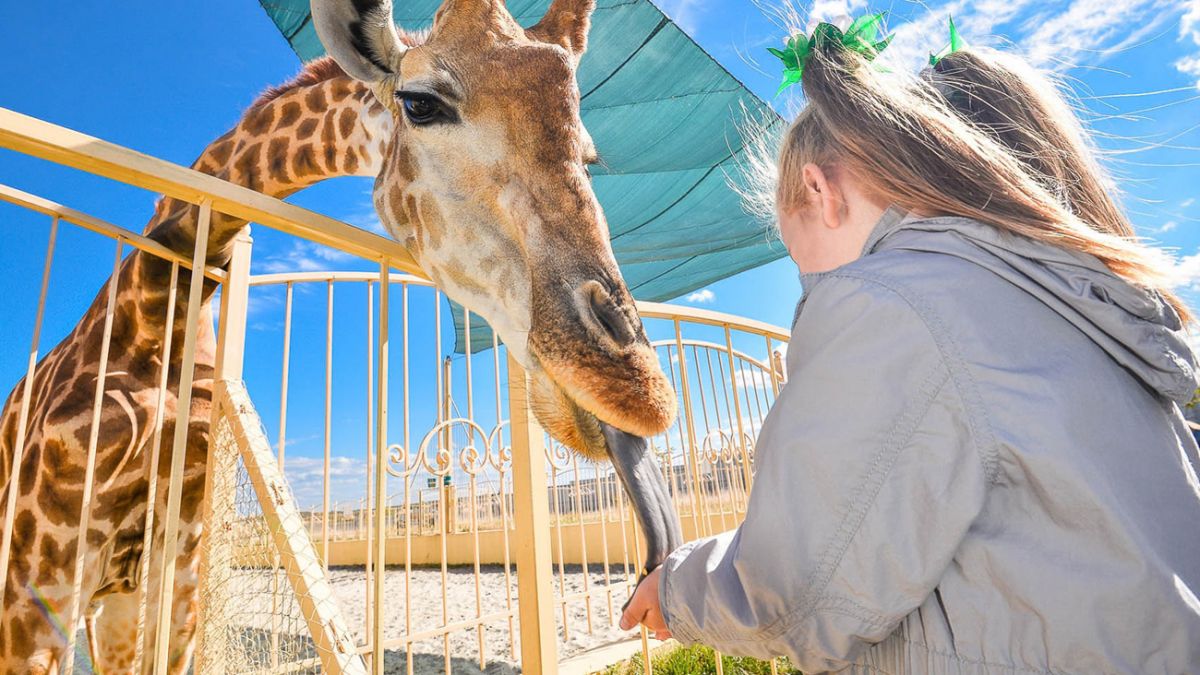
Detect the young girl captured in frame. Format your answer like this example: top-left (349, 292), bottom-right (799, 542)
top-left (619, 33), bottom-right (1200, 675)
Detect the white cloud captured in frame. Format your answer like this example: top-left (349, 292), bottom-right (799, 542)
top-left (1161, 220), bottom-right (1180, 233)
top-left (733, 364), bottom-right (774, 392)
top-left (806, 0), bottom-right (868, 30)
top-left (1179, 0), bottom-right (1200, 87)
top-left (283, 454), bottom-right (371, 510)
top-left (686, 288), bottom-right (716, 303)
top-left (657, 0), bottom-right (707, 35)
top-left (253, 239), bottom-right (355, 274)
top-left (1183, 198), bottom-right (1196, 208)
top-left (875, 0), bottom-right (1186, 74)
top-left (1022, 0), bottom-right (1177, 70)
top-left (1166, 249), bottom-right (1200, 291)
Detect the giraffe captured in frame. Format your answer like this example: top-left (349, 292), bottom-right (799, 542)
top-left (0, 0), bottom-right (683, 669)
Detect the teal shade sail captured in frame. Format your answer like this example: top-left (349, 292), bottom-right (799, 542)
top-left (258, 0), bottom-right (786, 353)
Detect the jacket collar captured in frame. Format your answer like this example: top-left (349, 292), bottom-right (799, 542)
top-left (862, 205), bottom-right (912, 256)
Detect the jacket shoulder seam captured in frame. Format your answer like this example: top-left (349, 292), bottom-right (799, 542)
top-left (813, 269), bottom-right (1001, 485)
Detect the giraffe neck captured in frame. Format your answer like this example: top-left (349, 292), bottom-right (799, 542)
top-left (144, 73), bottom-right (392, 266)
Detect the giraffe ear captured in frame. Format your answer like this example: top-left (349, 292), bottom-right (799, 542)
top-left (526, 0), bottom-right (596, 60)
top-left (312, 0), bottom-right (407, 83)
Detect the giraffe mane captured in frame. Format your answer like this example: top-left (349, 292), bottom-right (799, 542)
top-left (251, 29), bottom-right (430, 111)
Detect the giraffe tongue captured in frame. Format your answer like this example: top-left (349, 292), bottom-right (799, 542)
top-left (600, 422), bottom-right (683, 581)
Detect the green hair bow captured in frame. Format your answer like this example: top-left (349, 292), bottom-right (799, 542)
top-left (767, 12), bottom-right (894, 95)
top-left (928, 15), bottom-right (966, 66)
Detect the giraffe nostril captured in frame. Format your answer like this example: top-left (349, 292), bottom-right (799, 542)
top-left (581, 280), bottom-right (636, 347)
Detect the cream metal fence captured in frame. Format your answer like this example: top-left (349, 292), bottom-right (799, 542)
top-left (0, 106), bottom-right (790, 674)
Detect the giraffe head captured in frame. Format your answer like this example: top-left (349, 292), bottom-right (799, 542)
top-left (313, 0), bottom-right (682, 571)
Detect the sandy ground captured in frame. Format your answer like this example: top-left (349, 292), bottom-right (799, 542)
top-left (214, 564), bottom-right (638, 674)
top-left (329, 564), bottom-right (637, 674)
top-left (67, 564), bottom-right (637, 674)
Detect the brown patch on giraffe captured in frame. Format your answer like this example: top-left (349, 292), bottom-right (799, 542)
top-left (10, 511), bottom-right (35, 573)
top-left (92, 477), bottom-right (148, 524)
top-left (86, 528), bottom-right (107, 548)
top-left (206, 134), bottom-right (235, 167)
top-left (18, 442), bottom-right (39, 496)
top-left (329, 78), bottom-right (353, 102)
top-left (37, 538), bottom-right (65, 587)
top-left (321, 109), bottom-right (340, 172)
top-left (338, 108), bottom-right (357, 139)
top-left (36, 483), bottom-right (82, 528)
top-left (242, 104), bottom-right (275, 137)
top-left (293, 143), bottom-right (320, 178)
top-left (305, 85), bottom-right (327, 112)
top-left (179, 475), bottom-right (206, 523)
top-left (344, 147), bottom-right (359, 175)
top-left (41, 438), bottom-right (83, 484)
top-left (267, 137), bottom-right (291, 183)
top-left (276, 101), bottom-right (303, 129)
top-left (296, 117), bottom-right (319, 141)
top-left (8, 613), bottom-right (31, 659)
top-left (232, 142), bottom-right (263, 193)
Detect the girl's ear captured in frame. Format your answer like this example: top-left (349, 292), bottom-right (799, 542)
top-left (801, 163), bottom-right (844, 230)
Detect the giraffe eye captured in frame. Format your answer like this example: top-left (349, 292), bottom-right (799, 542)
top-left (396, 92), bottom-right (451, 126)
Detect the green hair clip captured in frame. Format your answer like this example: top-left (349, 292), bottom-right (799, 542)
top-left (928, 15), bottom-right (966, 66)
top-left (767, 12), bottom-right (894, 95)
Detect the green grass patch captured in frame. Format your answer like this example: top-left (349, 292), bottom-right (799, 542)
top-left (600, 643), bottom-right (800, 675)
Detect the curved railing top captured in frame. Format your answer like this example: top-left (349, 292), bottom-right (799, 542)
top-left (0, 106), bottom-right (423, 278)
top-left (247, 270), bottom-right (791, 341)
top-left (638, 301), bottom-right (791, 341)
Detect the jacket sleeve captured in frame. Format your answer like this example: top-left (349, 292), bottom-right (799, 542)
top-left (658, 273), bottom-right (991, 671)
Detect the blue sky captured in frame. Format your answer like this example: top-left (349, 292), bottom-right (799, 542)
top-left (1, 0), bottom-right (1198, 507)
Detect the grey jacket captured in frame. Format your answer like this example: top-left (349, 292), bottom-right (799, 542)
top-left (659, 210), bottom-right (1200, 674)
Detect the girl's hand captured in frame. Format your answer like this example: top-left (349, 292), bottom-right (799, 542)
top-left (619, 567), bottom-right (673, 639)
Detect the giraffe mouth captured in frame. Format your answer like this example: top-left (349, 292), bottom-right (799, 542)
top-left (526, 370), bottom-right (683, 576)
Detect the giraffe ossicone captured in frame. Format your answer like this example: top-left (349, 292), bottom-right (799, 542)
top-left (0, 0), bottom-right (682, 670)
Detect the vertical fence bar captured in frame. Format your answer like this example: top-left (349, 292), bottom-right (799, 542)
top-left (372, 264), bottom-right (390, 675)
top-left (153, 200), bottom-right (212, 673)
top-left (324, 281), bottom-right (334, 571)
top-left (0, 214), bottom-right (57, 611)
top-left (270, 280), bottom-right (294, 668)
top-left (195, 230), bottom-right (252, 674)
top-left (134, 260), bottom-right (179, 672)
top-left (723, 326), bottom-right (753, 495)
top-left (672, 320), bottom-right (707, 539)
top-left (508, 354), bottom-right (559, 673)
top-left (364, 281), bottom-right (375, 641)
top-left (63, 237), bottom-right (123, 672)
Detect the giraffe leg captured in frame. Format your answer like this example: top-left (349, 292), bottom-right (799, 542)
top-left (86, 589), bottom-right (142, 674)
top-left (84, 540), bottom-right (200, 675)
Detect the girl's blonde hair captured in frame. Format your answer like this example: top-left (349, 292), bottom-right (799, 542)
top-left (775, 41), bottom-right (1189, 323)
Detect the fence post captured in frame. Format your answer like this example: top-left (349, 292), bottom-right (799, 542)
top-left (507, 354), bottom-right (559, 673)
top-left (195, 229), bottom-right (252, 674)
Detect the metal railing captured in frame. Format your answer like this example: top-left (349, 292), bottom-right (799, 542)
top-left (0, 106), bottom-right (789, 674)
